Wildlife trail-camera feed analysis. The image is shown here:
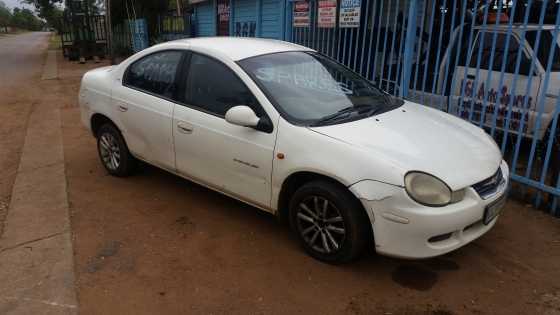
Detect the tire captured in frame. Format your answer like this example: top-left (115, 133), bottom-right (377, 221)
top-left (549, 132), bottom-right (560, 193)
top-left (289, 180), bottom-right (370, 264)
top-left (544, 125), bottom-right (560, 191)
top-left (96, 123), bottom-right (135, 177)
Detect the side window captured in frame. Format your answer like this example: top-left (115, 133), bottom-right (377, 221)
top-left (455, 30), bottom-right (476, 67)
top-left (526, 31), bottom-right (560, 72)
top-left (124, 51), bottom-right (183, 99)
top-left (185, 53), bottom-right (260, 117)
top-left (469, 32), bottom-right (531, 75)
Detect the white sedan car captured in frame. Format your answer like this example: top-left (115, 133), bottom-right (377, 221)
top-left (79, 37), bottom-right (508, 263)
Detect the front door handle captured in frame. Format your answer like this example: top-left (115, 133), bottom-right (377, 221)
top-left (177, 122), bottom-right (193, 134)
top-left (118, 105), bottom-right (128, 112)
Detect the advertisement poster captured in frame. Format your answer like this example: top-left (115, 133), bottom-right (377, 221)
top-left (318, 0), bottom-right (337, 28)
top-left (339, 0), bottom-right (361, 28)
top-left (293, 1), bottom-right (310, 27)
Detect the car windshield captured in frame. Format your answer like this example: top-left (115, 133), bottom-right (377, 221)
top-left (526, 30), bottom-right (560, 72)
top-left (238, 51), bottom-right (402, 126)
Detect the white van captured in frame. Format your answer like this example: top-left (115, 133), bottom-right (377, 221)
top-left (435, 24), bottom-right (560, 141)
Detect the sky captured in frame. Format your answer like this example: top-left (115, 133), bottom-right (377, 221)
top-left (3, 0), bottom-right (34, 10)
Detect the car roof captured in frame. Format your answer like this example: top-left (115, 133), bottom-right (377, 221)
top-left (474, 23), bottom-right (556, 31)
top-left (156, 37), bottom-right (314, 61)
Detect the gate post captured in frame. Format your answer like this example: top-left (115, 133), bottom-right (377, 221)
top-left (400, 0), bottom-right (417, 98)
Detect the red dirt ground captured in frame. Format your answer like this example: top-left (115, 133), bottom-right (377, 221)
top-left (56, 59), bottom-right (560, 315)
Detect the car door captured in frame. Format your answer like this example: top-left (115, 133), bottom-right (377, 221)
top-left (172, 52), bottom-right (276, 208)
top-left (113, 50), bottom-right (185, 170)
top-left (450, 31), bottom-right (540, 135)
top-left (524, 29), bottom-right (560, 140)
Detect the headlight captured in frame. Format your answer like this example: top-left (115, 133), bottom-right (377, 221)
top-left (404, 172), bottom-right (464, 207)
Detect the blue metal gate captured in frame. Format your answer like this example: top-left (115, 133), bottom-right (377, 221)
top-left (287, 0), bottom-right (560, 215)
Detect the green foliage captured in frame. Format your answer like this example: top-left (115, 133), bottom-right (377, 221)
top-left (23, 0), bottom-right (63, 30)
top-left (11, 7), bottom-right (44, 30)
top-left (0, 1), bottom-right (12, 27)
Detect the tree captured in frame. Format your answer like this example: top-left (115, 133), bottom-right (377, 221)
top-left (23, 0), bottom-right (63, 30)
top-left (0, 1), bottom-right (12, 29)
top-left (11, 7), bottom-right (44, 30)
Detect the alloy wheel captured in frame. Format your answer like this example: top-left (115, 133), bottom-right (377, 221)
top-left (99, 133), bottom-right (121, 171)
top-left (295, 195), bottom-right (346, 254)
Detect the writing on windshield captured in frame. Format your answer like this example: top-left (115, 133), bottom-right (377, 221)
top-left (254, 64), bottom-right (354, 95)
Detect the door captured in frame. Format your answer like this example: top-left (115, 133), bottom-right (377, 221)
top-left (450, 31), bottom-right (540, 136)
top-left (217, 0), bottom-right (230, 36)
top-left (113, 50), bottom-right (184, 170)
top-left (524, 29), bottom-right (560, 140)
top-left (173, 52), bottom-right (276, 208)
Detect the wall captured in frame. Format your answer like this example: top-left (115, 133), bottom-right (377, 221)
top-left (195, 0), bottom-right (216, 36)
top-left (233, 0), bottom-right (257, 36)
top-left (260, 0), bottom-right (284, 39)
top-left (194, 0), bottom-right (285, 39)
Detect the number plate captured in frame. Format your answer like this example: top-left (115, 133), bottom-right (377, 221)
top-left (483, 195), bottom-right (506, 225)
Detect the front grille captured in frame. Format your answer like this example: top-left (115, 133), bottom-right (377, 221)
top-left (472, 167), bottom-right (503, 199)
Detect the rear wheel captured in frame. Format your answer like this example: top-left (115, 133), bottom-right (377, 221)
top-left (96, 123), bottom-right (135, 177)
top-left (289, 180), bottom-right (369, 263)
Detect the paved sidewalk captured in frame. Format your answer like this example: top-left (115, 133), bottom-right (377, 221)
top-left (0, 50), bottom-right (77, 314)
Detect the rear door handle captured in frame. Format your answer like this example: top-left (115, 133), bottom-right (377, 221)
top-left (177, 122), bottom-right (193, 134)
top-left (118, 105), bottom-right (128, 112)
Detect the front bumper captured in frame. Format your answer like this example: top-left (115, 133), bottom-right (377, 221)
top-left (354, 160), bottom-right (509, 259)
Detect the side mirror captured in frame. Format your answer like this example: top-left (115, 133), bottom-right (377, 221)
top-left (225, 105), bottom-right (260, 128)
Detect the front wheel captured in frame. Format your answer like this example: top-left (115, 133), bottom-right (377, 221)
top-left (549, 131), bottom-right (560, 194)
top-left (289, 180), bottom-right (370, 264)
top-left (543, 125), bottom-right (560, 192)
top-left (96, 123), bottom-right (135, 177)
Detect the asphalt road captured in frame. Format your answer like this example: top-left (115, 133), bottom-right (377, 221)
top-left (0, 32), bottom-right (79, 314)
top-left (0, 32), bottom-right (50, 88)
top-left (0, 32), bottom-right (50, 236)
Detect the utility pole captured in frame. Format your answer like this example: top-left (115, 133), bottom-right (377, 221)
top-left (105, 0), bottom-right (114, 64)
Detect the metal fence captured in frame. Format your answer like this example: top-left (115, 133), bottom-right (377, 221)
top-left (113, 15), bottom-right (193, 57)
top-left (157, 15), bottom-right (193, 41)
top-left (59, 15), bottom-right (107, 60)
top-left (288, 0), bottom-right (560, 215)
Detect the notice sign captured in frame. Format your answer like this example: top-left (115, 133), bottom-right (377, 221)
top-left (318, 0), bottom-right (336, 28)
top-left (293, 1), bottom-right (310, 27)
top-left (339, 0), bottom-right (361, 28)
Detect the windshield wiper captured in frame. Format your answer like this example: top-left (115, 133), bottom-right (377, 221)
top-left (311, 104), bottom-right (375, 126)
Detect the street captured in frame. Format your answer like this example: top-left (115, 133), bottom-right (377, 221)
top-left (1, 33), bottom-right (560, 315)
top-left (0, 32), bottom-right (51, 236)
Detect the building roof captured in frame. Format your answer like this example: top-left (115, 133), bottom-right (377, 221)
top-left (160, 37), bottom-right (313, 61)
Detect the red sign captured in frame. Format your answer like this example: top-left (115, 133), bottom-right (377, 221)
top-left (293, 1), bottom-right (310, 27)
top-left (318, 0), bottom-right (337, 28)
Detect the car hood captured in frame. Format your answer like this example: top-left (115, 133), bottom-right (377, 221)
top-left (308, 101), bottom-right (502, 190)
